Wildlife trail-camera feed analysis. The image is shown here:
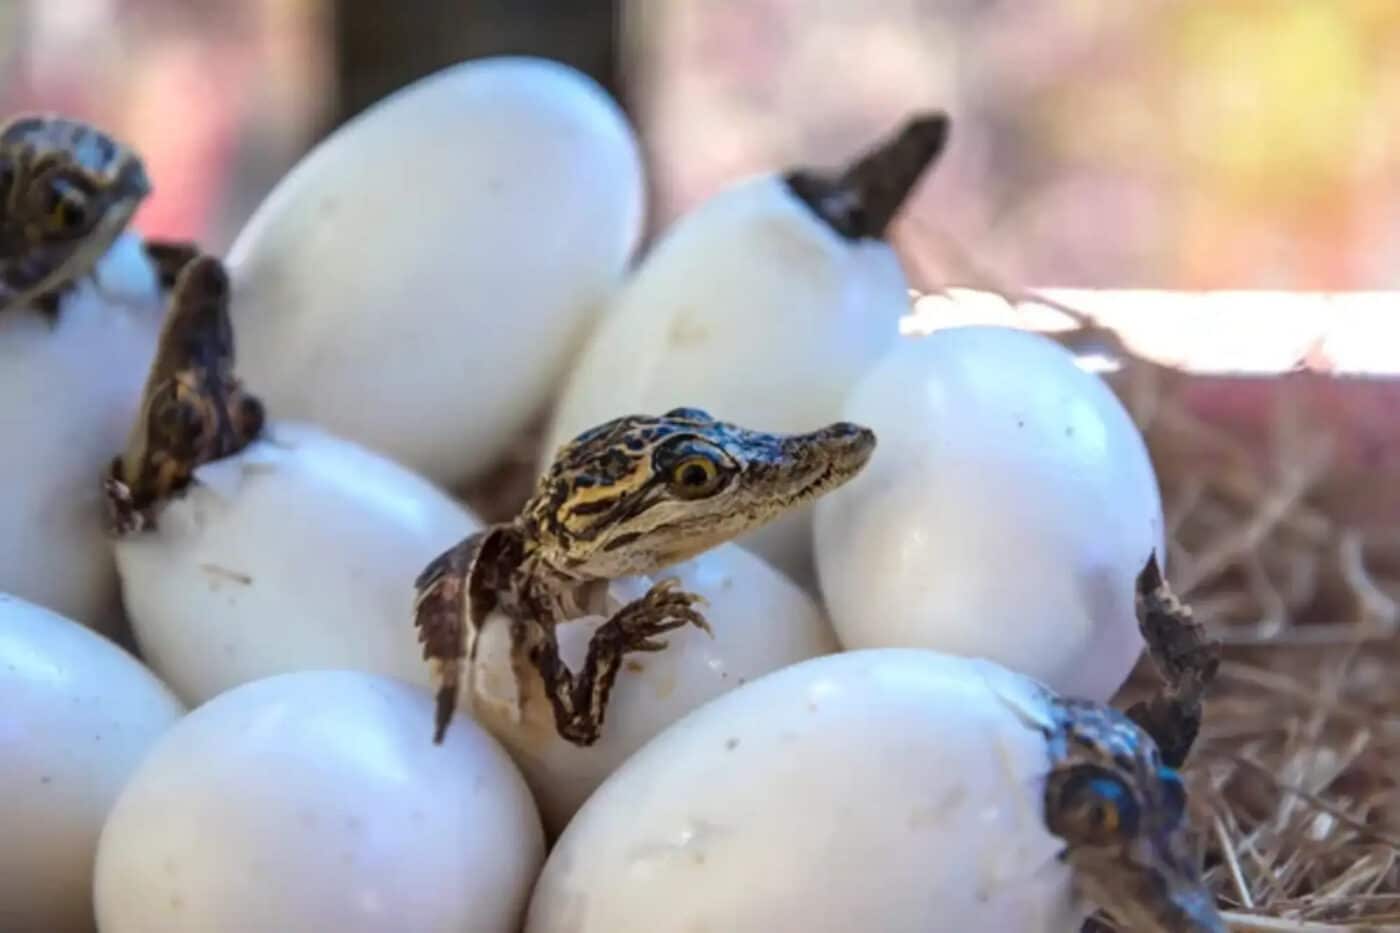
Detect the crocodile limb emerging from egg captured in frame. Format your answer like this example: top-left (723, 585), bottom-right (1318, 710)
top-left (0, 114), bottom-right (206, 318)
top-left (415, 409), bottom-right (877, 747)
top-left (1125, 553), bottom-right (1221, 769)
top-left (783, 109), bottom-right (949, 241)
top-left (103, 254), bottom-right (265, 533)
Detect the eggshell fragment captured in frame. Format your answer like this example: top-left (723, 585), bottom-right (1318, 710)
top-left (526, 648), bottom-right (1090, 933)
top-left (114, 421), bottom-right (481, 705)
top-left (0, 593), bottom-right (184, 933)
top-left (94, 670), bottom-right (544, 933)
top-left (545, 175), bottom-right (910, 587)
top-left (815, 326), bottom-right (1165, 701)
top-left (465, 542), bottom-right (838, 836)
top-left (0, 234), bottom-right (163, 633)
top-left (228, 55), bottom-right (645, 486)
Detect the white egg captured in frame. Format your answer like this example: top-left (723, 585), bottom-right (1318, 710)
top-left (463, 542), bottom-right (838, 836)
top-left (114, 420), bottom-right (482, 705)
top-left (227, 55), bottom-right (645, 486)
top-left (94, 670), bottom-right (544, 933)
top-left (0, 233), bottom-right (163, 633)
top-left (545, 114), bottom-right (943, 587)
top-left (815, 325), bottom-right (1164, 701)
top-left (526, 649), bottom-right (1090, 933)
top-left (0, 593), bottom-right (184, 933)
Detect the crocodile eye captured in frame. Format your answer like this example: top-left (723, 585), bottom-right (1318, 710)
top-left (669, 455), bottom-right (722, 498)
top-left (1047, 767), bottom-right (1140, 847)
top-left (45, 178), bottom-right (91, 234)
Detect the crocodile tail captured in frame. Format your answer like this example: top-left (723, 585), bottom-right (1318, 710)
top-left (414, 531), bottom-right (487, 744)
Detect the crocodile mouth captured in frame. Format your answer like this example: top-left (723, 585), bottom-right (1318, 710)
top-left (783, 462), bottom-right (838, 507)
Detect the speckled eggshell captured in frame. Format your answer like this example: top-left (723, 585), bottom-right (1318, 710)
top-left (227, 55), bottom-right (645, 487)
top-left (544, 175), bottom-right (910, 589)
top-left (464, 541), bottom-right (839, 836)
top-left (93, 670), bottom-right (544, 933)
top-left (113, 420), bottom-right (481, 705)
top-left (814, 325), bottom-right (1165, 701)
top-left (525, 648), bottom-right (1091, 933)
top-left (0, 234), bottom-right (163, 633)
top-left (0, 593), bottom-right (184, 933)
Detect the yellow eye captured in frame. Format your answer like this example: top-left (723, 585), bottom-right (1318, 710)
top-left (1091, 798), bottom-right (1120, 834)
top-left (1046, 768), bottom-right (1139, 846)
top-left (669, 455), bottom-right (721, 498)
top-left (45, 179), bottom-right (90, 233)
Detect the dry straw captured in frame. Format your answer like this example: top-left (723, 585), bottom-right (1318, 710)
top-left (1103, 346), bottom-right (1400, 930)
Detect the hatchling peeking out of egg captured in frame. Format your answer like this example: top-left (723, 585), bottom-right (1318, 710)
top-left (415, 410), bottom-right (878, 748)
top-left (1051, 553), bottom-right (1221, 930)
top-left (0, 113), bottom-right (200, 317)
top-left (104, 254), bottom-right (265, 534)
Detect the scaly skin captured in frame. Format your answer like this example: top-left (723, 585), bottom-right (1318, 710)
top-left (0, 113), bottom-right (215, 317)
top-left (1125, 553), bottom-right (1221, 769)
top-left (415, 407), bottom-right (876, 746)
top-left (104, 253), bottom-right (264, 534)
top-left (0, 114), bottom-right (150, 315)
top-left (1037, 554), bottom-right (1223, 931)
top-left (1045, 696), bottom-right (1225, 933)
top-left (783, 110), bottom-right (950, 240)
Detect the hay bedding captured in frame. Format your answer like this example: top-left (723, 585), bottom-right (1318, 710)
top-left (461, 287), bottom-right (1399, 931)
top-left (1104, 349), bottom-right (1400, 931)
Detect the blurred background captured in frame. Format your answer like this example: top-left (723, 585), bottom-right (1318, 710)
top-left (4, 0), bottom-right (1400, 292)
top-left (4, 4), bottom-right (1396, 921)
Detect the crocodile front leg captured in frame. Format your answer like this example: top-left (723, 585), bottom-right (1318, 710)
top-left (523, 579), bottom-right (711, 747)
top-left (1124, 553), bottom-right (1220, 768)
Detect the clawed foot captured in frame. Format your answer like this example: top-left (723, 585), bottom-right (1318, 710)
top-left (534, 578), bottom-right (713, 747)
top-left (597, 578), bottom-right (712, 652)
top-left (1130, 552), bottom-right (1220, 769)
top-left (103, 460), bottom-right (153, 536)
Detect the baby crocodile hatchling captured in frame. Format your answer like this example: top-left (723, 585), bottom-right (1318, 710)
top-left (416, 409), bottom-right (876, 747)
top-left (0, 113), bottom-right (198, 316)
top-left (104, 253), bottom-right (265, 533)
top-left (1040, 552), bottom-right (1222, 931)
top-left (1043, 693), bottom-right (1224, 932)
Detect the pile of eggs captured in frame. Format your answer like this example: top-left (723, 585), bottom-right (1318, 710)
top-left (2, 56), bottom-right (1173, 932)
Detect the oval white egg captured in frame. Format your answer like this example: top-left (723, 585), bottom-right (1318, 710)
top-left (114, 420), bottom-right (481, 705)
top-left (526, 649), bottom-right (1090, 933)
top-left (545, 175), bottom-right (908, 587)
top-left (464, 542), bottom-right (838, 836)
top-left (0, 233), bottom-right (163, 633)
top-left (227, 55), bottom-right (645, 486)
top-left (814, 325), bottom-right (1164, 701)
top-left (94, 669), bottom-right (544, 933)
top-left (0, 593), bottom-right (184, 933)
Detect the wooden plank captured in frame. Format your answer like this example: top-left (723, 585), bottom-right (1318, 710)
top-left (905, 286), bottom-right (1400, 376)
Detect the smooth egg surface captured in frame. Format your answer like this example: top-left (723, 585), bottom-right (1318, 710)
top-left (0, 593), bottom-right (184, 933)
top-left (815, 325), bottom-right (1164, 701)
top-left (526, 648), bottom-right (1089, 933)
top-left (228, 55), bottom-right (645, 486)
top-left (0, 234), bottom-right (163, 633)
top-left (94, 670), bottom-right (544, 933)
